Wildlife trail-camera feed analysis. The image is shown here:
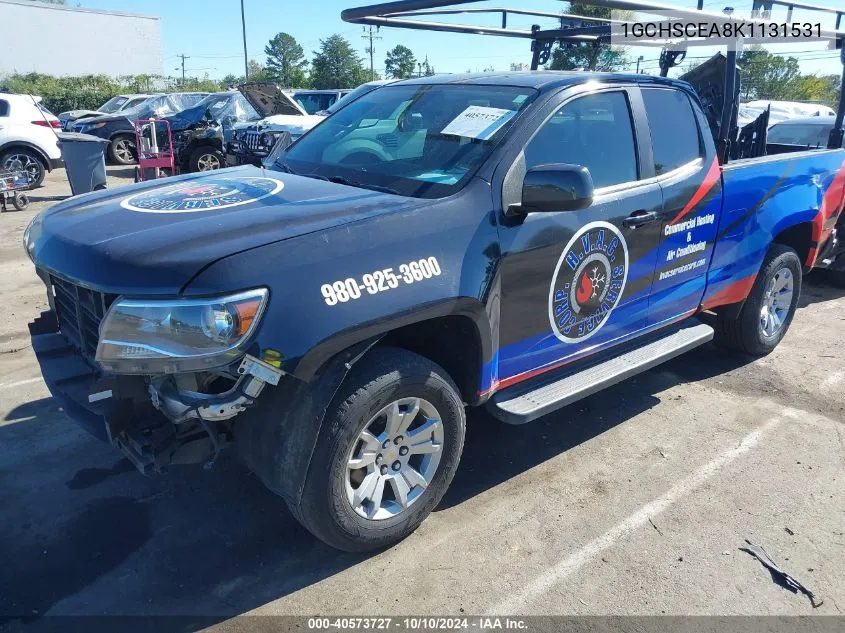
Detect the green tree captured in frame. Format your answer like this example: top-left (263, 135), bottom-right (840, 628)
top-left (738, 47), bottom-right (801, 101)
top-left (384, 45), bottom-right (416, 79)
top-left (264, 32), bottom-right (308, 87)
top-left (791, 74), bottom-right (841, 109)
top-left (548, 2), bottom-right (628, 71)
top-left (310, 34), bottom-right (368, 89)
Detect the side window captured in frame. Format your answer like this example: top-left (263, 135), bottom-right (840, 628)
top-left (524, 91), bottom-right (638, 189)
top-left (641, 88), bottom-right (702, 175)
top-left (0, 100), bottom-right (9, 117)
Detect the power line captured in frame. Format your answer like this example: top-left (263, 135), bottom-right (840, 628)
top-left (362, 25), bottom-right (383, 81)
top-left (176, 54), bottom-right (190, 87)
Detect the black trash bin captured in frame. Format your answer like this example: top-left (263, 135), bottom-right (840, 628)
top-left (57, 132), bottom-right (110, 196)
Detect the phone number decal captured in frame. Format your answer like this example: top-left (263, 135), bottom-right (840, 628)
top-left (321, 257), bottom-right (442, 306)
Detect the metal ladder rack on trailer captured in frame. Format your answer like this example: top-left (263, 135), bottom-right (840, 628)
top-left (341, 0), bottom-right (845, 160)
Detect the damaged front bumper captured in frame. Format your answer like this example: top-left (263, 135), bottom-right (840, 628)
top-left (29, 309), bottom-right (282, 474)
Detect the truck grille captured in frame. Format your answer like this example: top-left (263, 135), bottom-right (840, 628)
top-left (243, 131), bottom-right (264, 151)
top-left (49, 275), bottom-right (117, 362)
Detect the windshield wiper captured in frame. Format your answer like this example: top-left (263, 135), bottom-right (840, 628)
top-left (295, 170), bottom-right (402, 196)
top-left (277, 162), bottom-right (297, 175)
top-left (326, 175), bottom-right (402, 196)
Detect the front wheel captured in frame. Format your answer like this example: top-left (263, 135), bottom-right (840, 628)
top-left (109, 135), bottom-right (137, 165)
top-left (12, 192), bottom-right (29, 211)
top-left (715, 244), bottom-right (802, 355)
top-left (189, 146), bottom-right (224, 172)
top-left (289, 347), bottom-right (466, 552)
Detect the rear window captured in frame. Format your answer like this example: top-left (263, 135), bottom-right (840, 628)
top-left (642, 88), bottom-right (703, 175)
top-left (0, 100), bottom-right (8, 117)
top-left (768, 122), bottom-right (831, 147)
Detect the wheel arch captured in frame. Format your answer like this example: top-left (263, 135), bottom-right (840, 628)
top-left (294, 297), bottom-right (493, 405)
top-left (0, 141), bottom-right (51, 172)
top-left (772, 220), bottom-right (814, 269)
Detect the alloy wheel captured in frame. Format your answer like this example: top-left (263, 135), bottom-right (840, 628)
top-left (759, 266), bottom-right (794, 338)
top-left (197, 153), bottom-right (221, 171)
top-left (3, 153), bottom-right (41, 185)
top-left (345, 397), bottom-right (444, 520)
top-left (114, 138), bottom-right (136, 164)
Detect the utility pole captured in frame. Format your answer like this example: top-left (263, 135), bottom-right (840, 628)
top-left (418, 62), bottom-right (423, 77)
top-left (636, 55), bottom-right (644, 74)
top-left (177, 54), bottom-right (190, 88)
top-left (362, 25), bottom-right (382, 81)
top-left (240, 0), bottom-right (249, 79)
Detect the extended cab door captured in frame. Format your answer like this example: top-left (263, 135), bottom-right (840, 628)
top-left (494, 87), bottom-right (664, 388)
top-left (639, 87), bottom-right (723, 324)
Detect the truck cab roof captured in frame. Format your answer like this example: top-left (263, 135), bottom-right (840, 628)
top-left (390, 71), bottom-right (691, 93)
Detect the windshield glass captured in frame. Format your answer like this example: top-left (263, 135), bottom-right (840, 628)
top-left (279, 84), bottom-right (537, 198)
top-left (768, 122), bottom-right (832, 146)
top-left (197, 92), bottom-right (259, 121)
top-left (294, 92), bottom-right (339, 114)
top-left (99, 96), bottom-right (130, 113)
top-left (327, 83), bottom-right (382, 114)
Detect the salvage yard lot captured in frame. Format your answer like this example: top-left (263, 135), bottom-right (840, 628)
top-left (1, 168), bottom-right (844, 622)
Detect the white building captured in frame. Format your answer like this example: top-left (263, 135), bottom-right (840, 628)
top-left (0, 0), bottom-right (162, 77)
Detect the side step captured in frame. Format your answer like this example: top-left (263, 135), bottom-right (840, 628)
top-left (488, 320), bottom-right (714, 425)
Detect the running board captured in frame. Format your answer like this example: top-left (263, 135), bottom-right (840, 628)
top-left (488, 321), bottom-right (714, 425)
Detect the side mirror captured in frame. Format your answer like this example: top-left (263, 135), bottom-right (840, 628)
top-left (515, 163), bottom-right (594, 214)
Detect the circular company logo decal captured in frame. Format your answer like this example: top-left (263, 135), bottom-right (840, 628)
top-left (548, 221), bottom-right (629, 343)
top-left (120, 176), bottom-right (284, 213)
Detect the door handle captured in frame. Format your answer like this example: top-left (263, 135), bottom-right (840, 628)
top-left (622, 210), bottom-right (659, 229)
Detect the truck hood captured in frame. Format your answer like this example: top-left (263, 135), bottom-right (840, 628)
top-left (237, 82), bottom-right (308, 118)
top-left (26, 166), bottom-right (422, 295)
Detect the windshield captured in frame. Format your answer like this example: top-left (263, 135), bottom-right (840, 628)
top-left (327, 83), bottom-right (383, 114)
top-left (121, 93), bottom-right (206, 119)
top-left (279, 84), bottom-right (537, 199)
top-left (196, 92), bottom-right (259, 122)
top-left (294, 92), bottom-right (339, 114)
top-left (99, 95), bottom-right (130, 113)
top-left (768, 122), bottom-right (833, 147)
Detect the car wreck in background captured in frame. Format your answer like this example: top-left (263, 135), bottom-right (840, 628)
top-left (58, 94), bottom-right (154, 131)
top-left (158, 91), bottom-right (260, 173)
top-left (225, 82), bottom-right (324, 167)
top-left (72, 92), bottom-right (208, 165)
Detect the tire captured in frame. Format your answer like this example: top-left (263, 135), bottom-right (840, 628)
top-left (188, 146), bottom-right (224, 172)
top-left (0, 148), bottom-right (46, 188)
top-left (12, 192), bottom-right (29, 211)
top-left (290, 347), bottom-right (466, 552)
top-left (108, 135), bottom-right (137, 165)
top-left (714, 244), bottom-right (802, 355)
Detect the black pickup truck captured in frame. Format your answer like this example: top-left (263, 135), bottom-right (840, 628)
top-left (23, 71), bottom-right (845, 551)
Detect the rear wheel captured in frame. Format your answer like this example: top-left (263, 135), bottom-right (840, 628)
top-left (189, 146), bottom-right (224, 172)
top-left (289, 347), bottom-right (466, 552)
top-left (0, 148), bottom-right (45, 188)
top-left (109, 135), bottom-right (136, 165)
top-left (714, 244), bottom-right (802, 355)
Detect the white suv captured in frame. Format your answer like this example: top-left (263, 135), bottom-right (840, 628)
top-left (0, 93), bottom-right (62, 188)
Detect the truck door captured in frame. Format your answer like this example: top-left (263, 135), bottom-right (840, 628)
top-left (494, 88), bottom-right (663, 388)
top-left (640, 87), bottom-right (723, 324)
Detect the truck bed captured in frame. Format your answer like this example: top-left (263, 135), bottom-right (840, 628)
top-left (702, 148), bottom-right (845, 310)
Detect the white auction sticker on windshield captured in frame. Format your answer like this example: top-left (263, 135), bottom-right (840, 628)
top-left (440, 106), bottom-right (516, 140)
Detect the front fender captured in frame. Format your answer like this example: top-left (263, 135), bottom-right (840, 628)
top-left (294, 295), bottom-right (494, 382)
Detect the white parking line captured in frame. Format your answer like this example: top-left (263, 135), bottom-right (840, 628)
top-left (0, 377), bottom-right (43, 391)
top-left (489, 412), bottom-right (786, 615)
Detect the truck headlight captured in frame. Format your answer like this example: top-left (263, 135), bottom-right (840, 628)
top-left (95, 288), bottom-right (268, 374)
